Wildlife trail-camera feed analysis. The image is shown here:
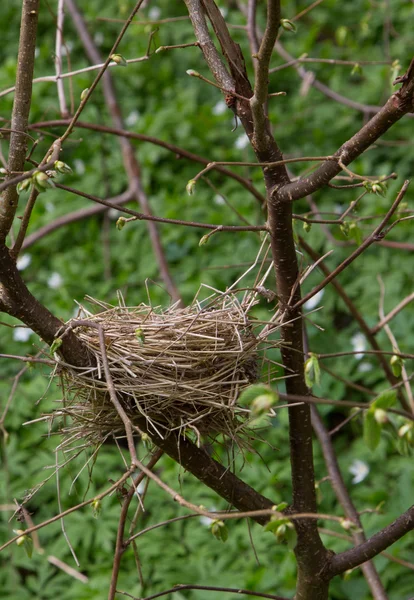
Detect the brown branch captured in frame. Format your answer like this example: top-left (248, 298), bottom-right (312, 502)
top-left (312, 409), bottom-right (388, 598)
top-left (118, 584), bottom-right (291, 600)
top-left (294, 181), bottom-right (410, 310)
top-left (108, 449), bottom-right (164, 600)
top-left (298, 236), bottom-right (405, 404)
top-left (65, 0), bottom-right (181, 304)
top-left (0, 467), bottom-right (137, 553)
top-left (371, 291), bottom-right (414, 334)
top-left (29, 119), bottom-right (266, 205)
top-left (59, 0), bottom-right (146, 144)
top-left (185, 6), bottom-right (329, 596)
top-left (0, 244), bottom-right (89, 367)
top-left (53, 182), bottom-right (267, 232)
top-left (329, 505), bottom-right (414, 576)
top-left (250, 0), bottom-right (281, 149)
top-left (11, 140), bottom-right (62, 257)
top-left (276, 62), bottom-right (414, 202)
top-left (0, 0), bottom-right (40, 241)
top-left (22, 187), bottom-right (135, 249)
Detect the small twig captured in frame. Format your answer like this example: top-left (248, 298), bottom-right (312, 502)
top-left (117, 584), bottom-right (290, 600)
top-left (293, 181), bottom-right (410, 311)
top-left (55, 0), bottom-right (68, 117)
top-left (53, 183), bottom-right (267, 232)
top-left (371, 292), bottom-right (414, 335)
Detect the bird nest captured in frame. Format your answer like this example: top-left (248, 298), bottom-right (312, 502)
top-left (55, 291), bottom-right (279, 449)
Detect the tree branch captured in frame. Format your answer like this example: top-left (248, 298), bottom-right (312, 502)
top-left (29, 119), bottom-right (266, 205)
top-left (329, 506), bottom-right (414, 576)
top-left (276, 60), bottom-right (414, 202)
top-left (0, 0), bottom-right (40, 241)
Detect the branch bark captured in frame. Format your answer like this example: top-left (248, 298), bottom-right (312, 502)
top-left (0, 0), bottom-right (40, 241)
top-left (329, 506), bottom-right (414, 576)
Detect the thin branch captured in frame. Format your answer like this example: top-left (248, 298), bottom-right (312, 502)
top-left (117, 585), bottom-right (291, 600)
top-left (371, 291), bottom-right (414, 334)
top-left (53, 183), bottom-right (267, 232)
top-left (312, 409), bottom-right (388, 599)
top-left (55, 0), bottom-right (68, 117)
top-left (294, 181), bottom-right (410, 311)
top-left (329, 505), bottom-right (414, 576)
top-left (0, 468), bottom-right (137, 553)
top-left (276, 62), bottom-right (414, 201)
top-left (250, 0), bottom-right (281, 149)
top-left (29, 119), bottom-right (266, 205)
top-left (22, 187), bottom-right (135, 250)
top-left (108, 449), bottom-right (164, 600)
top-left (11, 140), bottom-right (61, 257)
top-left (59, 0), bottom-right (147, 144)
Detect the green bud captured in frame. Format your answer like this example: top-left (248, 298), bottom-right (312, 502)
top-left (116, 217), bottom-right (126, 230)
top-left (135, 328), bottom-right (145, 345)
top-left (186, 179), bottom-right (196, 195)
top-left (16, 178), bottom-right (32, 194)
top-left (110, 53), bottom-right (127, 67)
top-left (50, 337), bottom-right (63, 355)
top-left (280, 19), bottom-right (297, 33)
top-left (186, 69), bottom-right (201, 77)
top-left (340, 221), bottom-right (350, 237)
top-left (351, 63), bottom-right (363, 76)
top-left (374, 408), bottom-right (388, 425)
top-left (33, 171), bottom-right (55, 193)
top-left (80, 88), bottom-right (89, 101)
top-left (303, 221), bottom-right (312, 233)
top-left (210, 520), bottom-right (228, 542)
top-left (54, 160), bottom-right (72, 174)
top-left (91, 499), bottom-right (102, 518)
top-left (390, 354), bottom-right (403, 377)
top-left (199, 233), bottom-right (209, 246)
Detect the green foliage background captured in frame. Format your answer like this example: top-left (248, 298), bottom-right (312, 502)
top-left (0, 1), bottom-right (413, 599)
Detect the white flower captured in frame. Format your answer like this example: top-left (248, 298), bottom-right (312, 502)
top-left (234, 134), bottom-right (249, 150)
top-left (94, 32), bottom-right (104, 46)
top-left (47, 272), bottom-right (63, 289)
top-left (358, 362), bottom-right (373, 373)
top-left (212, 100), bottom-right (227, 116)
top-left (351, 333), bottom-right (366, 360)
top-left (16, 254), bottom-right (31, 271)
top-left (199, 506), bottom-right (217, 526)
top-left (13, 327), bottom-right (33, 342)
top-left (349, 459), bottom-right (369, 484)
top-left (125, 110), bottom-right (140, 126)
top-left (304, 289), bottom-right (324, 311)
top-left (73, 159), bottom-right (85, 175)
top-left (214, 194), bottom-right (225, 206)
top-left (108, 208), bottom-right (120, 220)
top-left (148, 6), bottom-right (161, 20)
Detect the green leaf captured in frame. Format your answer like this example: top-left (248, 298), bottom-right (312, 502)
top-left (238, 384), bottom-right (278, 412)
top-left (50, 337), bottom-right (63, 354)
top-left (363, 411), bottom-right (382, 451)
top-left (304, 354), bottom-right (320, 389)
top-left (210, 520), bottom-right (228, 542)
top-left (348, 223), bottom-right (363, 246)
top-left (372, 390), bottom-right (397, 410)
top-left (135, 328), bottom-right (145, 345)
top-left (390, 355), bottom-right (404, 378)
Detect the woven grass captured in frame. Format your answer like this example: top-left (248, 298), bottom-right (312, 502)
top-left (56, 291), bottom-right (277, 448)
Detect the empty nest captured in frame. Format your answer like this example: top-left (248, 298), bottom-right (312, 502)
top-left (55, 292), bottom-right (275, 449)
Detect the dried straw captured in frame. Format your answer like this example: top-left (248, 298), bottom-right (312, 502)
top-left (56, 291), bottom-right (275, 448)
